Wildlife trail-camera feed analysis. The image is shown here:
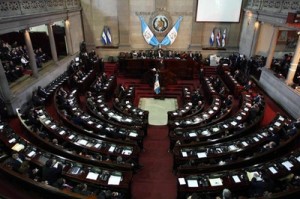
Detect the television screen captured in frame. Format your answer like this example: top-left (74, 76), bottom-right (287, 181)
top-left (196, 0), bottom-right (243, 22)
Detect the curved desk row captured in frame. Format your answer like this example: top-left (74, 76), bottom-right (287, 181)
top-left (55, 89), bottom-right (144, 148)
top-left (0, 122), bottom-right (132, 198)
top-left (176, 146), bottom-right (300, 199)
top-left (174, 114), bottom-right (298, 174)
top-left (169, 92), bottom-right (264, 148)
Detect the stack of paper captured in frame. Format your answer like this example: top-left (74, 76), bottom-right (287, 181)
top-left (187, 179), bottom-right (198, 187)
top-left (122, 149), bottom-right (132, 155)
top-left (77, 139), bottom-right (88, 146)
top-left (86, 172), bottom-right (99, 180)
top-left (109, 145), bottom-right (116, 152)
top-left (269, 166), bottom-right (278, 174)
top-left (11, 143), bottom-right (25, 152)
top-left (178, 178), bottom-right (186, 185)
top-left (232, 175), bottom-right (241, 183)
top-left (108, 175), bottom-right (122, 185)
top-left (282, 161), bottom-right (293, 171)
top-left (197, 152), bottom-right (207, 158)
top-left (209, 178), bottom-right (223, 186)
top-left (129, 132), bottom-right (138, 137)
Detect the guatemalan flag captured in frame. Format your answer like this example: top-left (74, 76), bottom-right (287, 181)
top-left (139, 16), bottom-right (159, 46)
top-left (216, 31), bottom-right (221, 47)
top-left (160, 16), bottom-right (183, 46)
top-left (154, 73), bottom-right (160, 94)
top-left (222, 29), bottom-right (226, 47)
top-left (209, 31), bottom-right (214, 46)
top-left (101, 26), bottom-right (112, 45)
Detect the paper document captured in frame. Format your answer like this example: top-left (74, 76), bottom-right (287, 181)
top-left (86, 172), bottom-right (99, 180)
top-left (282, 161), bottom-right (293, 171)
top-left (178, 178), bottom-right (186, 185)
top-left (187, 179), bottom-right (198, 187)
top-left (108, 175), bottom-right (122, 185)
top-left (269, 167), bottom-right (278, 174)
top-left (209, 178), bottom-right (223, 186)
top-left (197, 152), bottom-right (207, 158)
top-left (232, 175), bottom-right (241, 183)
top-left (181, 151), bottom-right (188, 157)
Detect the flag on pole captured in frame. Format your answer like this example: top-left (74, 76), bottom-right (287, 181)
top-left (160, 16), bottom-right (183, 46)
top-left (154, 73), bottom-right (160, 94)
top-left (216, 31), bottom-right (221, 46)
top-left (101, 26), bottom-right (112, 45)
top-left (139, 16), bottom-right (159, 46)
top-left (222, 29), bottom-right (226, 47)
top-left (209, 31), bottom-right (214, 46)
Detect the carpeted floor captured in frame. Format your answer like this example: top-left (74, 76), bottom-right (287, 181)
top-left (138, 98), bottom-right (178, 125)
top-left (131, 125), bottom-right (177, 199)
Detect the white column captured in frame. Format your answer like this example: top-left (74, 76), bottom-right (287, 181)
top-left (265, 27), bottom-right (279, 69)
top-left (47, 24), bottom-right (58, 62)
top-left (286, 33), bottom-right (300, 85)
top-left (250, 21), bottom-right (261, 57)
top-left (24, 29), bottom-right (38, 78)
top-left (64, 19), bottom-right (74, 55)
top-left (0, 59), bottom-right (14, 115)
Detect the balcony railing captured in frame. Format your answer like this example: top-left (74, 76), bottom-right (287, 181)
top-left (0, 0), bottom-right (80, 18)
top-left (246, 0), bottom-right (300, 14)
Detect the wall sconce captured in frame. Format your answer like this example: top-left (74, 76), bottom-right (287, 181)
top-left (254, 21), bottom-right (259, 28)
top-left (247, 11), bottom-right (253, 26)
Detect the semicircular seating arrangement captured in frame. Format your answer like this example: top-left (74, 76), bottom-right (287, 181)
top-left (3, 53), bottom-right (300, 199)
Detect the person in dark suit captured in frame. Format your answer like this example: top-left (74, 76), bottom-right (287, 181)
top-left (42, 159), bottom-right (63, 185)
top-left (10, 153), bottom-right (29, 174)
top-left (248, 104), bottom-right (260, 122)
top-left (248, 173), bottom-right (267, 197)
top-left (224, 95), bottom-right (233, 108)
top-left (37, 86), bottom-right (49, 98)
top-left (32, 91), bottom-right (45, 107)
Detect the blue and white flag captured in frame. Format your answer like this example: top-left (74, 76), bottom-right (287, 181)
top-left (160, 16), bottom-right (183, 46)
top-left (222, 29), bottom-right (226, 47)
top-left (154, 73), bottom-right (160, 94)
top-left (101, 26), bottom-right (112, 45)
top-left (216, 31), bottom-right (221, 46)
top-left (209, 31), bottom-right (214, 46)
top-left (139, 16), bottom-right (159, 46)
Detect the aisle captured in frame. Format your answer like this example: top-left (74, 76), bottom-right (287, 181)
top-left (131, 125), bottom-right (177, 199)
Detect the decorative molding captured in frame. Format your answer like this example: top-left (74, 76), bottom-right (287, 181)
top-left (246, 0), bottom-right (300, 13)
top-left (0, 0), bottom-right (80, 18)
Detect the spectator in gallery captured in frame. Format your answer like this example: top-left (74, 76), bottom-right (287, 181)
top-left (37, 86), bottom-right (49, 98)
top-left (32, 91), bottom-right (45, 107)
top-left (244, 80), bottom-right (253, 91)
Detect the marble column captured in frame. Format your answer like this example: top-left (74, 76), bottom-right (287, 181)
top-left (117, 0), bottom-right (130, 48)
top-left (250, 21), bottom-right (261, 57)
top-left (265, 27), bottom-right (279, 69)
top-left (0, 59), bottom-right (13, 115)
top-left (24, 29), bottom-right (38, 77)
top-left (65, 19), bottom-right (73, 55)
top-left (47, 24), bottom-right (58, 62)
top-left (286, 33), bottom-right (300, 85)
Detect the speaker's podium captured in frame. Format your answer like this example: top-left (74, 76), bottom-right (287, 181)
top-left (209, 54), bottom-right (221, 66)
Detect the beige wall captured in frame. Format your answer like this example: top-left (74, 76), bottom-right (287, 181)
top-left (69, 12), bottom-right (84, 54)
top-left (81, 0), bottom-right (244, 59)
top-left (255, 23), bottom-right (273, 57)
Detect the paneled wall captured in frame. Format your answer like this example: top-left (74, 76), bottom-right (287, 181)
top-left (81, 0), bottom-right (245, 59)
